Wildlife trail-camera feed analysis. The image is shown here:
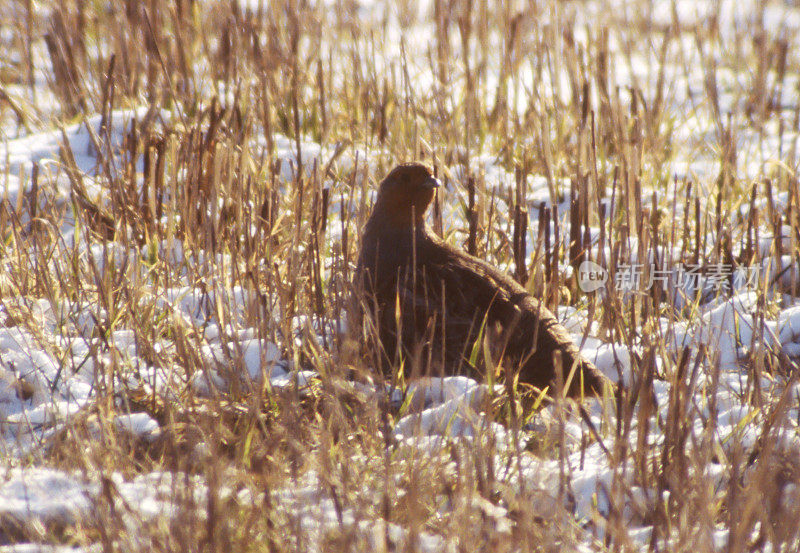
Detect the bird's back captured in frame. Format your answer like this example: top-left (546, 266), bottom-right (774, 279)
top-left (414, 236), bottom-right (607, 396)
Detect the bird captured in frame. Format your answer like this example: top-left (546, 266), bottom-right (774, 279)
top-left (354, 162), bottom-right (610, 398)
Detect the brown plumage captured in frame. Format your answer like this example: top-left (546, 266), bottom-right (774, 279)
top-left (355, 162), bottom-right (610, 398)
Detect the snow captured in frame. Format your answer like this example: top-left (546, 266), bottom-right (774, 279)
top-left (0, 108), bottom-right (156, 179)
top-left (113, 412), bottom-right (161, 442)
top-left (3, 0), bottom-right (800, 550)
top-left (0, 546), bottom-right (101, 553)
top-left (588, 342), bottom-right (635, 384)
top-left (270, 370), bottom-right (316, 389)
top-left (0, 467), bottom-right (211, 548)
top-left (394, 383), bottom-right (507, 440)
top-left (0, 468), bottom-right (95, 527)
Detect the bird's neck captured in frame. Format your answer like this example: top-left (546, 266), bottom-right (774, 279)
top-left (362, 215), bottom-right (432, 268)
top-left (366, 216), bottom-right (428, 244)
top-left (372, 195), bottom-right (431, 229)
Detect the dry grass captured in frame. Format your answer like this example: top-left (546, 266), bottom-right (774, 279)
top-left (2, 0), bottom-right (800, 551)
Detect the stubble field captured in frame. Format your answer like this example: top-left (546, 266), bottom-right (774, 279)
top-left (2, 1), bottom-right (800, 551)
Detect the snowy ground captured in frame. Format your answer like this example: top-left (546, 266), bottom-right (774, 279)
top-left (3, 0), bottom-right (800, 551)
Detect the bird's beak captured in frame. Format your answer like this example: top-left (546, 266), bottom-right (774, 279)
top-left (423, 176), bottom-right (441, 190)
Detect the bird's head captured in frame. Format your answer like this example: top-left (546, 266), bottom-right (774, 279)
top-left (373, 162), bottom-right (441, 229)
